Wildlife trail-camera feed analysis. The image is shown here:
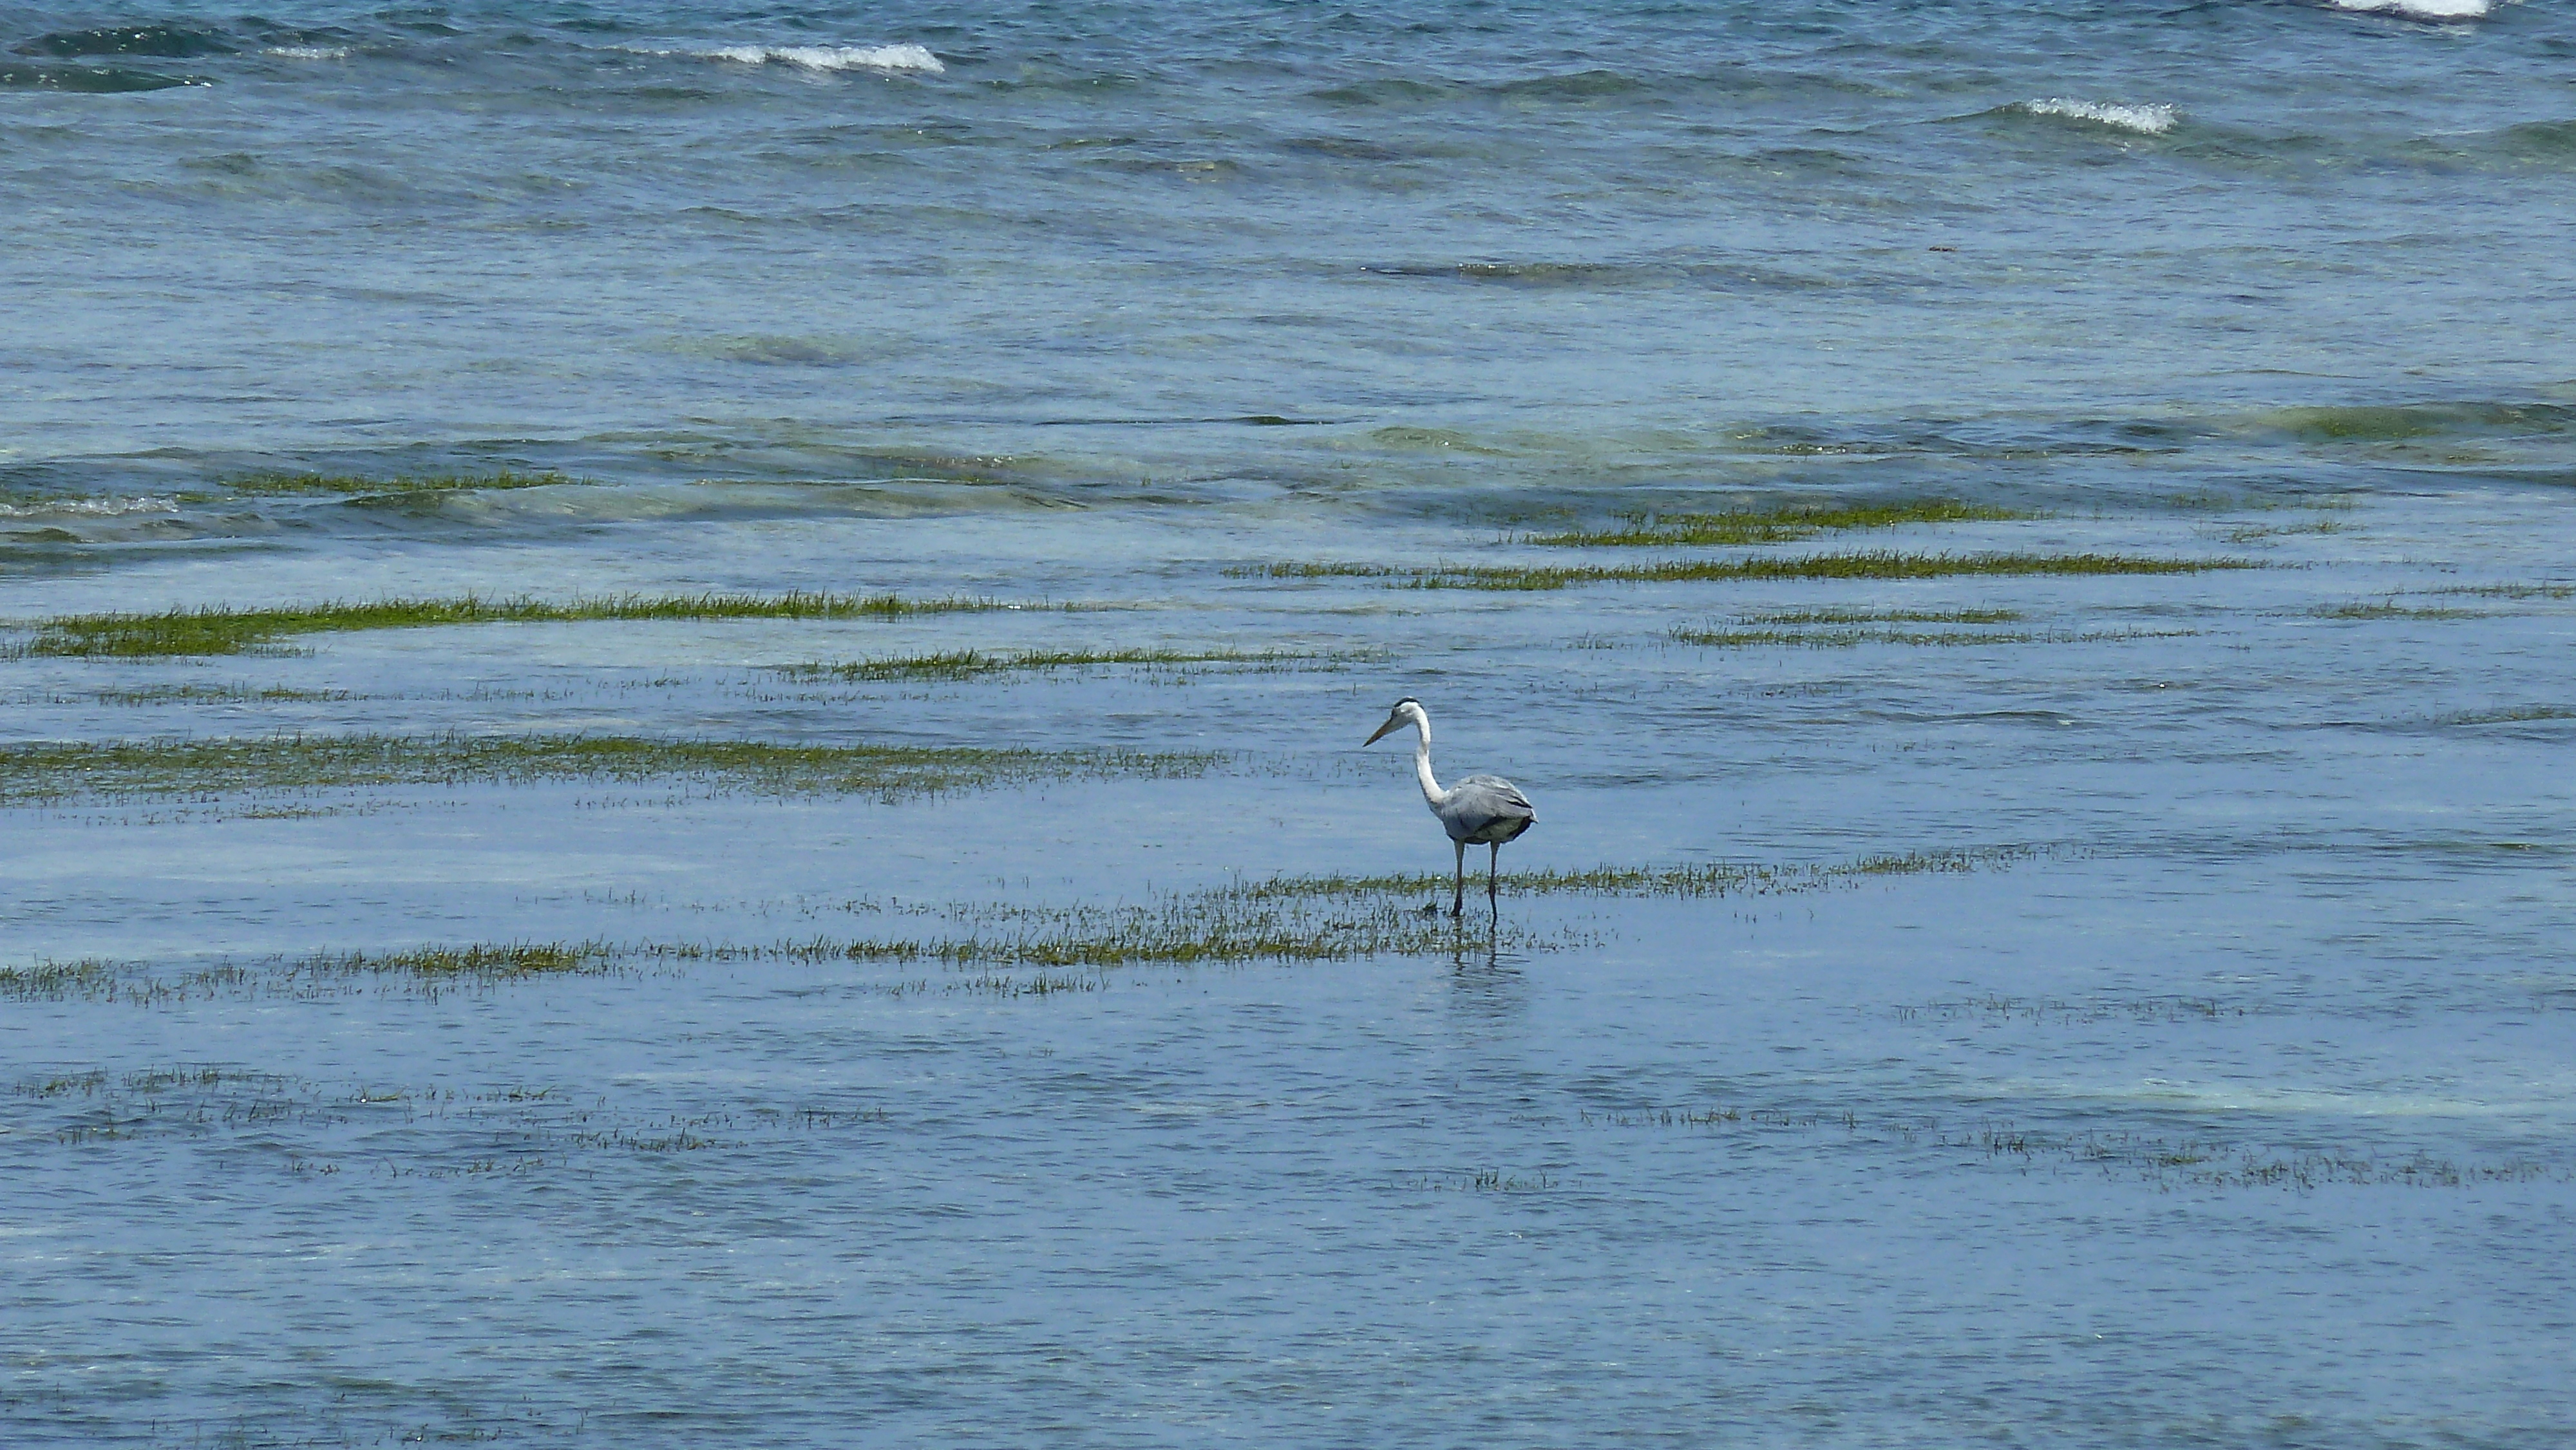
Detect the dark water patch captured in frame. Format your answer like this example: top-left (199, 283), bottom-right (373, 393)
top-left (18, 592), bottom-right (1013, 659)
top-left (0, 61), bottom-right (202, 91)
top-left (1279, 135), bottom-right (1406, 161)
top-left (2431, 704), bottom-right (2576, 728)
top-left (2246, 401), bottom-right (2576, 444)
top-left (1306, 77), bottom-right (1462, 108)
top-left (1358, 259), bottom-right (1850, 293)
top-left (1362, 424), bottom-right (1515, 455)
top-left (1311, 64), bottom-right (1889, 114)
top-left (178, 150), bottom-right (260, 176)
top-left (2147, 115), bottom-right (2576, 182)
top-left (216, 469), bottom-right (578, 498)
top-left (976, 68), bottom-right (1149, 99)
top-left (685, 335), bottom-right (872, 366)
top-left (1582, 1101), bottom-right (2567, 1193)
top-left (12, 24), bottom-right (234, 59)
top-left (1493, 69), bottom-right (1654, 102)
top-left (2391, 120), bottom-right (2576, 174)
top-left (0, 733), bottom-right (1215, 806)
top-left (1095, 154), bottom-right (1245, 181)
top-left (2488, 117), bottom-right (2576, 160)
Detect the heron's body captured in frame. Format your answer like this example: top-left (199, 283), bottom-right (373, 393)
top-left (1365, 699), bottom-right (1535, 916)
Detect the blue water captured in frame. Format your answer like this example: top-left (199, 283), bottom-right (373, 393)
top-left (5, 2), bottom-right (2576, 1445)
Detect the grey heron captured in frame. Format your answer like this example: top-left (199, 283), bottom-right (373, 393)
top-left (1365, 697), bottom-right (1535, 916)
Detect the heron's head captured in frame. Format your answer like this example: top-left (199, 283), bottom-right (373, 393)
top-left (1364, 697), bottom-right (1425, 746)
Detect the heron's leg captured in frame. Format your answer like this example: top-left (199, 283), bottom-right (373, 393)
top-left (1488, 843), bottom-right (1501, 910)
top-left (1452, 840), bottom-right (1466, 917)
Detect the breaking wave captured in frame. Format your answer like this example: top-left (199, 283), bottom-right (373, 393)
top-left (0, 495), bottom-right (180, 518)
top-left (658, 43), bottom-right (944, 74)
top-left (2326, 0), bottom-right (2492, 19)
top-left (2014, 99), bottom-right (2178, 135)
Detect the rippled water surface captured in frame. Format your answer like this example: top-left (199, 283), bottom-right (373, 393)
top-left (6, 1), bottom-right (2575, 1446)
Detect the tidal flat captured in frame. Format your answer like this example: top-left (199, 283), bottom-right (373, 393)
top-left (9, 3), bottom-right (2576, 1442)
top-left (5, 484), bottom-right (2572, 1449)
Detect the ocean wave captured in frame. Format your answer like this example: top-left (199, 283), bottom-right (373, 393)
top-left (0, 61), bottom-right (204, 92)
top-left (2327, 0), bottom-right (2492, 19)
top-left (2244, 400), bottom-right (2576, 443)
top-left (657, 43), bottom-right (944, 75)
top-left (265, 46), bottom-right (350, 61)
top-left (2016, 99), bottom-right (2177, 135)
top-left (12, 24), bottom-right (234, 59)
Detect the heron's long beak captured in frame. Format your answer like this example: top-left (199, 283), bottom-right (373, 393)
top-left (1364, 715), bottom-right (1403, 746)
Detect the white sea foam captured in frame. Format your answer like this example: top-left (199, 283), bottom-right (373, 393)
top-left (2328, 0), bottom-right (2491, 19)
top-left (0, 496), bottom-right (178, 518)
top-left (685, 42), bottom-right (944, 74)
top-left (266, 46), bottom-right (351, 60)
top-left (2018, 99), bottom-right (2178, 135)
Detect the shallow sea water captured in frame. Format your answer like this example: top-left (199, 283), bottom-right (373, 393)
top-left (6, 1), bottom-right (2576, 1446)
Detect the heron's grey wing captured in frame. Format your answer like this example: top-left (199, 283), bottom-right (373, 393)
top-left (1443, 774), bottom-right (1535, 840)
top-left (1454, 774), bottom-right (1533, 814)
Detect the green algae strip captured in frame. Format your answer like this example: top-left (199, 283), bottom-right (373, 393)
top-left (431, 847), bottom-right (2045, 975)
top-left (770, 647), bottom-right (1355, 683)
top-left (0, 733), bottom-right (1216, 805)
top-left (1674, 627), bottom-right (2050, 648)
top-left (1669, 625), bottom-right (2190, 648)
top-left (1244, 552), bottom-right (2253, 592)
top-left (2, 847), bottom-right (2035, 1001)
top-left (19, 592), bottom-right (1011, 659)
top-left (1748, 608), bottom-right (2024, 625)
top-left (308, 942), bottom-right (616, 977)
top-left (1527, 498), bottom-right (2037, 547)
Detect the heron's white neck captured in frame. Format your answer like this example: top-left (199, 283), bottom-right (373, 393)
top-left (1403, 710), bottom-right (1446, 806)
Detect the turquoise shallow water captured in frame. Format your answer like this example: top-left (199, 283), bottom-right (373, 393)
top-left (6, 2), bottom-right (2576, 1446)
